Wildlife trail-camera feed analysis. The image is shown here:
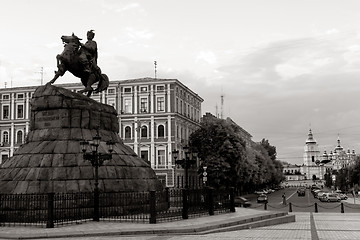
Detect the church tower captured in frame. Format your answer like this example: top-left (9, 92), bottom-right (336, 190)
top-left (303, 129), bottom-right (320, 166)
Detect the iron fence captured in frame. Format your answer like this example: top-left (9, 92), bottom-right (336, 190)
top-left (0, 187), bottom-right (235, 227)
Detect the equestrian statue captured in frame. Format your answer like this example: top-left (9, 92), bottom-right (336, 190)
top-left (48, 30), bottom-right (109, 97)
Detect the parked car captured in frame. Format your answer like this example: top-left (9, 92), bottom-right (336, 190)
top-left (255, 190), bottom-right (267, 195)
top-left (314, 190), bottom-right (326, 199)
top-left (311, 186), bottom-right (321, 194)
top-left (257, 194), bottom-right (268, 203)
top-left (266, 189), bottom-right (275, 193)
top-left (319, 193), bottom-right (341, 202)
top-left (339, 193), bottom-right (348, 200)
top-left (334, 190), bottom-right (348, 200)
top-left (234, 196), bottom-right (251, 207)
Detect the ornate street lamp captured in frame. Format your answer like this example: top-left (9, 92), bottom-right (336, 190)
top-left (80, 131), bottom-right (115, 221)
top-left (173, 146), bottom-right (197, 189)
top-left (173, 146), bottom-right (197, 219)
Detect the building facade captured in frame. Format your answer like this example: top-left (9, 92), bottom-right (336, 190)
top-left (0, 78), bottom-right (203, 188)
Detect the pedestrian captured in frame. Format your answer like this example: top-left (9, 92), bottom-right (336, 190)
top-left (282, 193), bottom-right (286, 205)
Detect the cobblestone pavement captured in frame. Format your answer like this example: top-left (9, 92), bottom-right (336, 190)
top-left (2, 209), bottom-right (360, 239)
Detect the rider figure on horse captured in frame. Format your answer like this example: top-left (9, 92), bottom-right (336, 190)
top-left (48, 30), bottom-right (109, 97)
top-left (79, 30), bottom-right (100, 75)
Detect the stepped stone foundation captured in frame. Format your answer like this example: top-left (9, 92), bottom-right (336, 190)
top-left (0, 84), bottom-right (164, 194)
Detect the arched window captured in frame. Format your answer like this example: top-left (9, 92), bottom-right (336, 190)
top-left (141, 126), bottom-right (148, 138)
top-left (158, 125), bottom-right (165, 138)
top-left (125, 126), bottom-right (131, 139)
top-left (16, 131), bottom-right (23, 144)
top-left (3, 131), bottom-right (9, 143)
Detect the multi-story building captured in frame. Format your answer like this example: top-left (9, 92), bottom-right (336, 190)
top-left (0, 77), bottom-right (203, 188)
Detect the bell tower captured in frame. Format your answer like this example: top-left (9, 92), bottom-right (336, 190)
top-left (303, 129), bottom-right (320, 166)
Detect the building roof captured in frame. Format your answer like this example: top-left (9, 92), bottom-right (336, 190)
top-left (305, 129), bottom-right (317, 144)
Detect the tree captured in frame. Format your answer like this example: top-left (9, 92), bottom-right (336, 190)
top-left (189, 117), bottom-right (283, 194)
top-left (189, 118), bottom-right (247, 190)
top-left (260, 139), bottom-right (277, 161)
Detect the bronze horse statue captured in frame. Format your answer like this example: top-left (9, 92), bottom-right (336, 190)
top-left (48, 33), bottom-right (109, 97)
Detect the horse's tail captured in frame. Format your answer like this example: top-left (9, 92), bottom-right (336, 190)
top-left (95, 74), bottom-right (109, 93)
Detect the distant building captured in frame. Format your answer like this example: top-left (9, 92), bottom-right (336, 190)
top-left (283, 164), bottom-right (305, 181)
top-left (300, 129), bottom-right (356, 180)
top-left (0, 78), bottom-right (203, 188)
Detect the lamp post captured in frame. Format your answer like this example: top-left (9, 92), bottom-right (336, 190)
top-left (80, 131), bottom-right (115, 221)
top-left (172, 146), bottom-right (197, 219)
top-left (173, 146), bottom-right (197, 189)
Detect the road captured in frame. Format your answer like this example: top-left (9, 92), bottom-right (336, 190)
top-left (245, 187), bottom-right (360, 213)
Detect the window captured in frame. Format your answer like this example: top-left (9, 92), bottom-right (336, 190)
top-left (2, 95), bottom-right (9, 100)
top-left (17, 93), bottom-right (24, 99)
top-left (157, 150), bottom-right (166, 167)
top-left (312, 156), bottom-right (315, 162)
top-left (16, 131), bottom-right (23, 144)
top-left (156, 85), bottom-right (165, 91)
top-left (158, 125), bottom-right (165, 138)
top-left (107, 99), bottom-right (115, 107)
top-left (141, 126), bottom-right (148, 138)
top-left (3, 131), bottom-right (9, 143)
top-left (141, 150), bottom-right (149, 163)
top-left (124, 98), bottom-right (132, 113)
top-left (17, 104), bottom-right (24, 119)
top-left (2, 106), bottom-right (9, 119)
top-left (140, 86), bottom-right (148, 92)
top-left (140, 98), bottom-right (148, 113)
top-left (124, 126), bottom-right (131, 139)
top-left (157, 97), bottom-right (165, 112)
top-left (124, 87), bottom-right (132, 93)
top-left (108, 88), bottom-right (115, 94)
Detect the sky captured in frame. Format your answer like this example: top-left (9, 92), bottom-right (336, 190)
top-left (2, 0), bottom-right (360, 165)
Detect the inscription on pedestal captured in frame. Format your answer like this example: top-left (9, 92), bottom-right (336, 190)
top-left (34, 110), bottom-right (61, 129)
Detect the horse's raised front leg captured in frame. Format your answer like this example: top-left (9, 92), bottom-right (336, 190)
top-left (47, 55), bottom-right (64, 85)
top-left (48, 72), bottom-right (61, 85)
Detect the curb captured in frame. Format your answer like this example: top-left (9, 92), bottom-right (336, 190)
top-left (0, 211), bottom-right (293, 239)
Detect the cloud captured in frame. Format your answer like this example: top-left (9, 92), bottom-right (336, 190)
top-left (195, 51), bottom-right (217, 65)
top-left (202, 32), bottom-right (360, 164)
top-left (115, 3), bottom-right (141, 13)
top-left (125, 27), bottom-right (154, 40)
top-left (100, 2), bottom-right (143, 14)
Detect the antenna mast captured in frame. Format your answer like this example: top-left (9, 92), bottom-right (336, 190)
top-left (40, 67), bottom-right (43, 85)
top-left (154, 61), bottom-right (157, 79)
top-left (220, 94), bottom-right (224, 119)
top-left (36, 67), bottom-right (44, 85)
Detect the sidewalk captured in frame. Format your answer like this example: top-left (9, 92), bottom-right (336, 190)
top-left (344, 196), bottom-right (360, 205)
top-left (1, 208), bottom-right (360, 239)
top-left (0, 208), bottom-right (282, 239)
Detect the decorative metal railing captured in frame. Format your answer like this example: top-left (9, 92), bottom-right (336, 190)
top-left (260, 201), bottom-right (360, 213)
top-left (0, 187), bottom-right (235, 227)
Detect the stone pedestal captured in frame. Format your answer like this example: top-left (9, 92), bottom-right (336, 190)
top-left (0, 84), bottom-right (163, 194)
